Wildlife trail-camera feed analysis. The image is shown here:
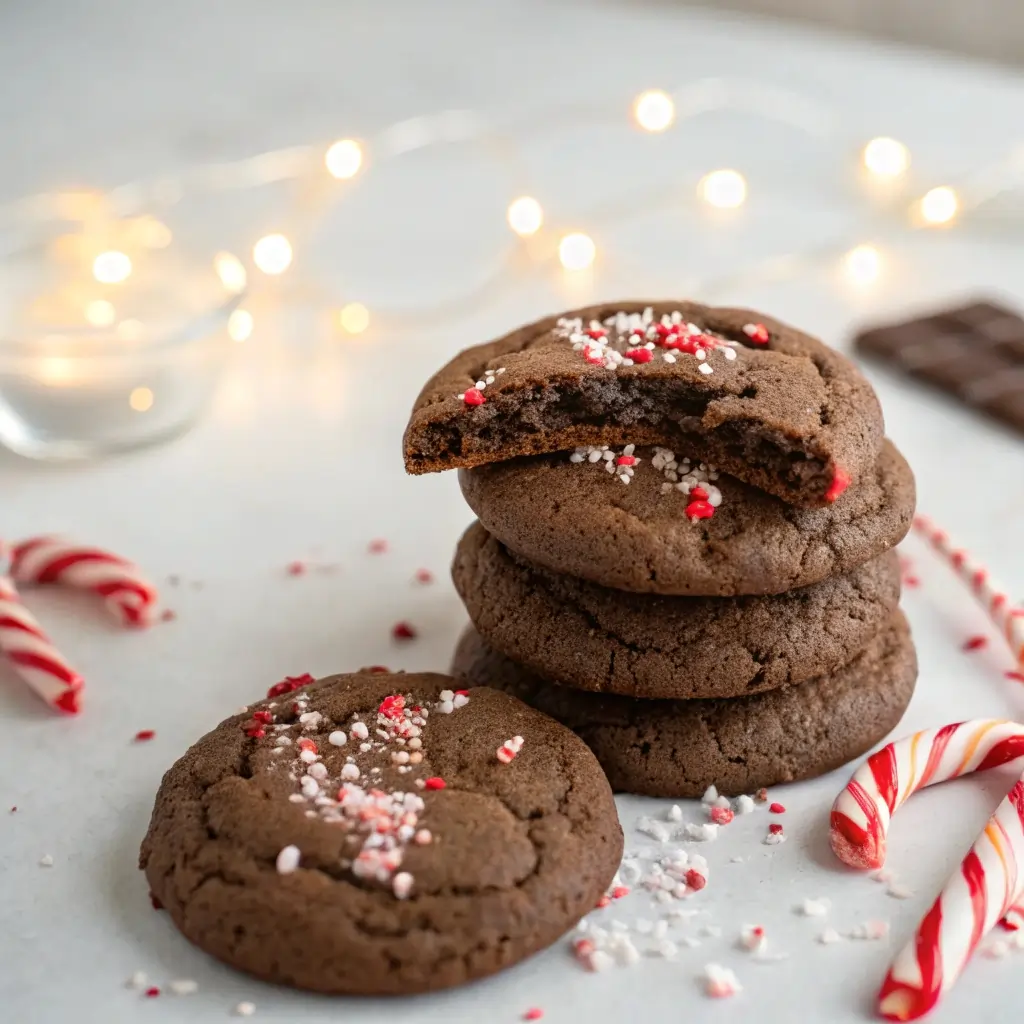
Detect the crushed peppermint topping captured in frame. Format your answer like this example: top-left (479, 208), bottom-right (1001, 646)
top-left (457, 366), bottom-right (506, 404)
top-left (739, 924), bottom-right (767, 953)
top-left (703, 963), bottom-right (741, 998)
top-left (569, 444), bottom-right (640, 484)
top-left (496, 735), bottom-right (524, 763)
top-left (743, 322), bottom-right (770, 345)
top-left (556, 309), bottom-right (742, 375)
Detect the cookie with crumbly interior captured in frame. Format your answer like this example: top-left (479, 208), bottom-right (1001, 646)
top-left (404, 301), bottom-right (884, 506)
top-left (140, 671), bottom-right (622, 994)
top-left (451, 614), bottom-right (917, 798)
top-left (459, 439), bottom-right (914, 596)
top-left (452, 522), bottom-right (901, 700)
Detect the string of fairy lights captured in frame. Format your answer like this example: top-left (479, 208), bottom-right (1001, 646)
top-left (9, 80), bottom-right (1021, 350)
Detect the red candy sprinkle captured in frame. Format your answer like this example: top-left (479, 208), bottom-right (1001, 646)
top-left (54, 690), bottom-right (81, 715)
top-left (368, 665), bottom-right (390, 674)
top-left (690, 485), bottom-right (709, 501)
top-left (768, 823), bottom-right (784, 835)
top-left (962, 635), bottom-right (988, 652)
top-left (244, 726), bottom-right (266, 739)
top-left (524, 1010), bottom-right (544, 1022)
top-left (160, 609), bottom-right (177, 623)
top-left (455, 689), bottom-right (469, 696)
top-left (710, 806), bottom-right (734, 825)
top-left (423, 777), bottom-right (446, 790)
top-left (612, 886), bottom-right (630, 899)
top-left (1006, 671), bottom-right (1024, 684)
top-left (378, 694), bottom-right (406, 719)
top-left (685, 869), bottom-right (707, 891)
top-left (585, 327), bottom-right (607, 339)
top-left (369, 538), bottom-right (389, 554)
top-left (144, 987), bottom-right (160, 998)
top-left (596, 894), bottom-right (611, 909)
top-left (583, 348), bottom-right (605, 365)
top-left (686, 500), bottom-right (715, 520)
top-left (824, 467), bottom-right (850, 503)
top-left (414, 568), bottom-right (434, 584)
top-left (392, 621), bottom-right (417, 640)
top-left (297, 738), bottom-right (318, 753)
top-left (134, 730), bottom-right (156, 742)
top-left (743, 322), bottom-right (770, 345)
top-left (286, 560), bottom-right (307, 577)
top-left (769, 802), bottom-right (786, 814)
top-left (266, 673), bottom-right (314, 698)
top-left (625, 347), bottom-right (653, 363)
top-left (616, 455), bottom-right (637, 466)
top-left (252, 711), bottom-right (273, 724)
top-left (463, 387), bottom-right (486, 406)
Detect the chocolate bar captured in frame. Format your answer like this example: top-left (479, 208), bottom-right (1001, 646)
top-left (853, 300), bottom-right (1024, 433)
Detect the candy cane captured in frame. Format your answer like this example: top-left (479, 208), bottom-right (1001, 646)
top-left (9, 536), bottom-right (158, 628)
top-left (913, 515), bottom-right (1024, 668)
top-left (830, 719), bottom-right (1024, 871)
top-left (877, 777), bottom-right (1024, 1021)
top-left (0, 575), bottom-right (83, 714)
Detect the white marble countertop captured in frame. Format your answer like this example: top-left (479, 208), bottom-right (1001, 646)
top-left (2, 2), bottom-right (1024, 1022)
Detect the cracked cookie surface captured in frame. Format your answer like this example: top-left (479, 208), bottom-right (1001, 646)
top-left (451, 615), bottom-right (916, 798)
top-left (459, 439), bottom-right (914, 596)
top-left (139, 671), bottom-right (622, 994)
top-left (404, 300), bottom-right (884, 506)
top-left (452, 522), bottom-right (901, 700)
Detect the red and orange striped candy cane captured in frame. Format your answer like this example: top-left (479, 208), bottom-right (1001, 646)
top-left (831, 719), bottom-right (1024, 870)
top-left (9, 536), bottom-right (158, 628)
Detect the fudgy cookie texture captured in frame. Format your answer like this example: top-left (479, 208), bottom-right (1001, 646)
top-left (451, 615), bottom-right (917, 797)
top-left (404, 301), bottom-right (885, 506)
top-left (140, 671), bottom-right (623, 994)
top-left (460, 438), bottom-right (914, 596)
top-left (452, 522), bottom-right (901, 700)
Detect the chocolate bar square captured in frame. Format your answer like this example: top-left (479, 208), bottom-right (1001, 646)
top-left (853, 300), bottom-right (1024, 434)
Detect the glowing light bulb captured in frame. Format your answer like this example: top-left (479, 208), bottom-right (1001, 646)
top-left (844, 244), bottom-right (882, 285)
top-left (634, 90), bottom-right (675, 133)
top-left (325, 139), bottom-right (363, 180)
top-left (129, 387), bottom-right (154, 412)
top-left (338, 303), bottom-right (370, 335)
top-left (214, 252), bottom-right (247, 293)
top-left (699, 170), bottom-right (747, 209)
top-left (920, 186), bottom-right (959, 226)
top-left (507, 196), bottom-right (543, 237)
top-left (558, 233), bottom-right (596, 271)
top-left (93, 251), bottom-right (132, 284)
top-left (253, 234), bottom-right (293, 275)
top-left (228, 309), bottom-right (254, 342)
top-left (863, 137), bottom-right (910, 178)
top-left (84, 300), bottom-right (116, 327)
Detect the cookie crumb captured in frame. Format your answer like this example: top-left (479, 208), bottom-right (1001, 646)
top-left (134, 729), bottom-right (156, 742)
top-left (755, 788), bottom-right (769, 803)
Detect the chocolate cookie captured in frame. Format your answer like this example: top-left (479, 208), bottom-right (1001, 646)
top-left (452, 522), bottom-right (901, 700)
top-left (451, 614), bottom-right (917, 797)
top-left (459, 439), bottom-right (914, 596)
top-left (404, 301), bottom-right (884, 506)
top-left (140, 671), bottom-right (623, 994)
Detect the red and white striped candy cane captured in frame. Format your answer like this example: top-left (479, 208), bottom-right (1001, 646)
top-left (913, 515), bottom-right (1024, 668)
top-left (0, 575), bottom-right (83, 714)
top-left (877, 777), bottom-right (1024, 1021)
top-left (9, 536), bottom-right (158, 628)
top-left (830, 719), bottom-right (1024, 871)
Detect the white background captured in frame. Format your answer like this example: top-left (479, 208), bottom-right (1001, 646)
top-left (2, 3), bottom-right (1024, 1022)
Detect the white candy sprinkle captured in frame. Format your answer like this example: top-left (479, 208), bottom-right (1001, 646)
top-left (350, 721), bottom-right (369, 740)
top-left (328, 731), bottom-right (347, 746)
top-left (818, 928), bottom-right (842, 945)
top-left (126, 971), bottom-right (148, 990)
top-left (288, 793), bottom-right (306, 803)
top-left (798, 898), bottom-right (831, 917)
top-left (392, 872), bottom-right (414, 899)
top-left (703, 963), bottom-right (741, 998)
top-left (439, 689), bottom-right (454, 702)
top-left (887, 882), bottom-right (915, 900)
top-left (276, 845), bottom-right (301, 875)
top-left (739, 925), bottom-right (767, 953)
top-left (299, 749), bottom-right (318, 764)
top-left (683, 823), bottom-right (718, 842)
top-left (167, 979), bottom-right (198, 996)
top-left (637, 817), bottom-right (671, 843)
top-left (341, 763), bottom-right (360, 781)
top-left (307, 762), bottom-right (328, 780)
top-left (849, 920), bottom-right (889, 941)
top-left (38, 854), bottom-right (54, 867)
top-left (298, 711), bottom-right (322, 728)
top-left (711, 795), bottom-right (731, 810)
top-left (300, 777), bottom-right (320, 798)
top-left (666, 805), bottom-right (683, 823)
top-left (234, 1003), bottom-right (256, 1018)
top-left (701, 786), bottom-right (719, 804)
top-left (733, 790), bottom-right (757, 815)
top-left (437, 701), bottom-right (454, 715)
top-left (698, 363), bottom-right (714, 375)
top-left (453, 693), bottom-right (469, 708)
top-left (763, 831), bottom-right (786, 846)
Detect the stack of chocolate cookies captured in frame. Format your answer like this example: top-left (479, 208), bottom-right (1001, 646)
top-left (405, 301), bottom-right (918, 797)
